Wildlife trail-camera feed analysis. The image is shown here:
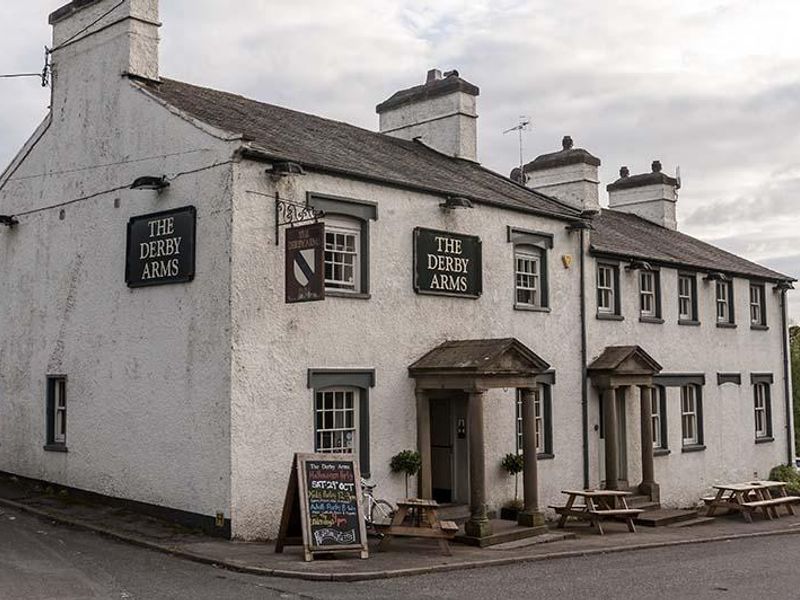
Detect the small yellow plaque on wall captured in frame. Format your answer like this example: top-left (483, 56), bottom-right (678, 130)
top-left (562, 255), bottom-right (574, 269)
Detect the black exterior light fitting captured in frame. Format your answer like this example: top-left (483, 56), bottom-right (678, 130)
top-left (130, 176), bottom-right (170, 192)
top-left (626, 259), bottom-right (653, 271)
top-left (439, 195), bottom-right (474, 210)
top-left (0, 215), bottom-right (18, 227)
top-left (705, 271), bottom-right (730, 282)
top-left (266, 161), bottom-right (305, 178)
top-left (775, 280), bottom-right (795, 291)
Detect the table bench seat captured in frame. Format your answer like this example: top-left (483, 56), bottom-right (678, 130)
top-left (739, 496), bottom-right (800, 508)
top-left (589, 508), bottom-right (644, 516)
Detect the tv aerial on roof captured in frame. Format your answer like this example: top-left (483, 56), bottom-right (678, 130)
top-left (504, 116), bottom-right (531, 185)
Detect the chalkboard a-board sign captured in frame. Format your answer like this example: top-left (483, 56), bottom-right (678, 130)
top-left (275, 453), bottom-right (368, 562)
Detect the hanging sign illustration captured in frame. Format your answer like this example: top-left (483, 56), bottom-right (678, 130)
top-left (286, 223), bottom-right (325, 303)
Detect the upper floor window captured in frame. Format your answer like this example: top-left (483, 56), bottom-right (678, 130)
top-left (715, 280), bottom-right (734, 325)
top-left (678, 274), bottom-right (698, 323)
top-left (639, 271), bottom-right (661, 321)
top-left (597, 263), bottom-right (620, 317)
top-left (45, 376), bottom-right (68, 452)
top-left (508, 227), bottom-right (551, 311)
top-left (749, 283), bottom-right (767, 328)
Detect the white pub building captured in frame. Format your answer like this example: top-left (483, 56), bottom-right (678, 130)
top-left (0, 0), bottom-right (794, 542)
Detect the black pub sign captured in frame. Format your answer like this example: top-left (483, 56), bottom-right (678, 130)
top-left (413, 227), bottom-right (482, 298)
top-left (125, 206), bottom-right (196, 288)
top-left (286, 223), bottom-right (325, 303)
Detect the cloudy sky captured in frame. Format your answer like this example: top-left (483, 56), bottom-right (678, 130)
top-left (1, 0), bottom-right (798, 319)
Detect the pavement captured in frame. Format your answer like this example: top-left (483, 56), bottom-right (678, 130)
top-left (3, 474), bottom-right (800, 583)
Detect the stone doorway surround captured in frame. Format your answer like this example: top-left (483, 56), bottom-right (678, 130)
top-left (588, 346), bottom-right (663, 501)
top-left (409, 338), bottom-right (551, 541)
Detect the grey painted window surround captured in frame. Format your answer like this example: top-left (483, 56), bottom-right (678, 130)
top-left (515, 383), bottom-right (555, 459)
top-left (713, 278), bottom-right (736, 327)
top-left (749, 282), bottom-right (768, 329)
top-left (596, 260), bottom-right (622, 320)
top-left (653, 385), bottom-right (669, 454)
top-left (678, 272), bottom-right (700, 325)
top-left (751, 373), bottom-right (774, 385)
top-left (508, 226), bottom-right (552, 311)
top-left (307, 193), bottom-right (378, 298)
top-left (752, 378), bottom-right (773, 441)
top-left (680, 384), bottom-right (705, 451)
top-left (638, 268), bottom-right (663, 323)
top-left (44, 375), bottom-right (68, 452)
top-left (308, 368), bottom-right (376, 476)
top-left (717, 373), bottom-right (742, 385)
top-left (653, 373), bottom-right (706, 387)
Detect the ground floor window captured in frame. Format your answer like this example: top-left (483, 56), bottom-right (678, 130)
top-left (45, 376), bottom-right (67, 451)
top-left (515, 385), bottom-right (553, 457)
top-left (753, 382), bottom-right (772, 440)
top-left (651, 386), bottom-right (668, 451)
top-left (680, 384), bottom-right (703, 447)
top-left (314, 388), bottom-right (359, 455)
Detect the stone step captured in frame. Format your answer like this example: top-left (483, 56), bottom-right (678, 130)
top-left (667, 516), bottom-right (716, 528)
top-left (635, 508), bottom-right (699, 527)
top-left (454, 519), bottom-right (550, 548)
top-left (436, 504), bottom-right (497, 524)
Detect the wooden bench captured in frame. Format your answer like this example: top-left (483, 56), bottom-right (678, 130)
top-left (708, 482), bottom-right (799, 522)
top-left (377, 499), bottom-right (458, 556)
top-left (551, 490), bottom-right (642, 535)
top-left (739, 496), bottom-right (799, 520)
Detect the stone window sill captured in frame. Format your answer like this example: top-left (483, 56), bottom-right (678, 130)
top-left (750, 324), bottom-right (769, 331)
top-left (325, 291), bottom-right (371, 300)
top-left (681, 444), bottom-right (706, 453)
top-left (678, 319), bottom-right (701, 327)
top-left (755, 437), bottom-right (775, 444)
top-left (716, 322), bottom-right (737, 329)
top-left (514, 304), bottom-right (551, 313)
top-left (639, 316), bottom-right (664, 324)
top-left (537, 453), bottom-right (555, 460)
top-left (653, 448), bottom-right (671, 457)
top-left (597, 313), bottom-right (624, 321)
top-left (44, 444), bottom-right (68, 453)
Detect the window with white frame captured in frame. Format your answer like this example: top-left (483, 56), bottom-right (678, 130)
top-left (753, 382), bottom-right (771, 439)
top-left (597, 264), bottom-right (617, 314)
top-left (515, 248), bottom-right (541, 307)
top-left (639, 271), bottom-right (658, 318)
top-left (314, 388), bottom-right (359, 455)
top-left (678, 274), bottom-right (696, 321)
top-left (324, 219), bottom-right (360, 292)
top-left (681, 384), bottom-right (701, 446)
top-left (515, 386), bottom-right (551, 456)
top-left (716, 281), bottom-right (733, 323)
top-left (651, 391), bottom-right (662, 449)
top-left (749, 283), bottom-right (766, 327)
top-left (45, 376), bottom-right (67, 449)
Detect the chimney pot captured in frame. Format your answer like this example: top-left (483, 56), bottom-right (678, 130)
top-left (443, 69), bottom-right (459, 78)
top-left (562, 136), bottom-right (574, 151)
top-left (620, 166), bottom-right (630, 178)
top-left (652, 160), bottom-right (662, 173)
top-left (426, 69), bottom-right (443, 84)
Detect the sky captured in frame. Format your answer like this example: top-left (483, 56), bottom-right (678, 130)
top-left (1, 0), bottom-right (798, 320)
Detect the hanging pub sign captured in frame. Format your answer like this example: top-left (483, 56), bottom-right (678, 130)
top-left (125, 206), bottom-right (196, 288)
top-left (413, 227), bottom-right (482, 298)
top-left (286, 223), bottom-right (325, 303)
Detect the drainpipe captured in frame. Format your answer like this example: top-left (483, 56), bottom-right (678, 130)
top-left (777, 282), bottom-right (795, 464)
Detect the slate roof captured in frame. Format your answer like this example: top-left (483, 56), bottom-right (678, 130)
top-left (591, 210), bottom-right (792, 282)
top-left (588, 346), bottom-right (662, 373)
top-left (140, 78), bottom-right (579, 220)
top-left (408, 338), bottom-right (550, 374)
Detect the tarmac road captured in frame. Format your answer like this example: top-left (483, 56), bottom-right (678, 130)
top-left (3, 506), bottom-right (800, 600)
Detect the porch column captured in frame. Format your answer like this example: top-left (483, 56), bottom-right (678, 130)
top-left (518, 387), bottom-right (545, 528)
top-left (464, 390), bottom-right (492, 538)
top-left (415, 389), bottom-right (432, 499)
top-left (602, 386), bottom-right (619, 490)
top-left (639, 385), bottom-right (660, 502)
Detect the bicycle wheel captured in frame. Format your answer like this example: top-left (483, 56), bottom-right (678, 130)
top-left (370, 499), bottom-right (395, 528)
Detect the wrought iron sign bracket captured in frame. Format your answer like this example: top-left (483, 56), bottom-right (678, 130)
top-left (275, 194), bottom-right (324, 245)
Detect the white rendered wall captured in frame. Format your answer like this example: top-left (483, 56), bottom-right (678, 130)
top-left (229, 165), bottom-right (585, 540)
top-left (607, 184), bottom-right (678, 230)
top-left (0, 74), bottom-right (237, 520)
top-left (586, 258), bottom-right (790, 507)
top-left (527, 163), bottom-right (601, 212)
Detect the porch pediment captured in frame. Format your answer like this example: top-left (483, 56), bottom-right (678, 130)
top-left (588, 345), bottom-right (662, 377)
top-left (409, 338), bottom-right (550, 390)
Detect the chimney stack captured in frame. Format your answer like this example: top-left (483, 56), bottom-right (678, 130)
top-left (607, 160), bottom-right (680, 230)
top-left (376, 69), bottom-right (480, 162)
top-left (522, 136), bottom-right (601, 212)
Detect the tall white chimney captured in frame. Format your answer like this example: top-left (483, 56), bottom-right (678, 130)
top-left (607, 161), bottom-right (679, 230)
top-left (376, 69), bottom-right (479, 162)
top-left (522, 136), bottom-right (601, 213)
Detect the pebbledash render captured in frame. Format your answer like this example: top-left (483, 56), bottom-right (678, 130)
top-left (0, 0), bottom-right (794, 541)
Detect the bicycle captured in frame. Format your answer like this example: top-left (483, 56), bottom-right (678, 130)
top-left (361, 478), bottom-right (395, 535)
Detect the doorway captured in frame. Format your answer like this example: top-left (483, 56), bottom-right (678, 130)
top-left (430, 395), bottom-right (469, 504)
top-left (598, 387), bottom-right (629, 488)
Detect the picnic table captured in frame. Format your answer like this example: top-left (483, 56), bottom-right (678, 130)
top-left (377, 498), bottom-right (459, 556)
top-left (550, 489), bottom-right (643, 535)
top-left (706, 481), bottom-right (800, 522)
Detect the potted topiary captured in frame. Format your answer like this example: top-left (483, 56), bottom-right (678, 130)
top-left (500, 453), bottom-right (524, 520)
top-left (390, 450), bottom-right (422, 499)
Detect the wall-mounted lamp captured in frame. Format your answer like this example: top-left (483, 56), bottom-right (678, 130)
top-left (130, 176), bottom-right (170, 192)
top-left (775, 280), bottom-right (795, 291)
top-left (0, 215), bottom-right (18, 227)
top-left (266, 161), bottom-right (305, 178)
top-left (626, 259), bottom-right (653, 272)
top-left (439, 196), bottom-right (474, 210)
top-left (704, 271), bottom-right (730, 282)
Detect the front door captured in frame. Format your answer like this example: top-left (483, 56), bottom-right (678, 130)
top-left (430, 395), bottom-right (469, 504)
top-left (598, 388), bottom-right (629, 489)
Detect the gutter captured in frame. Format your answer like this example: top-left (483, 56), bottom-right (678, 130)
top-left (580, 227), bottom-right (590, 488)
top-left (778, 284), bottom-right (794, 464)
